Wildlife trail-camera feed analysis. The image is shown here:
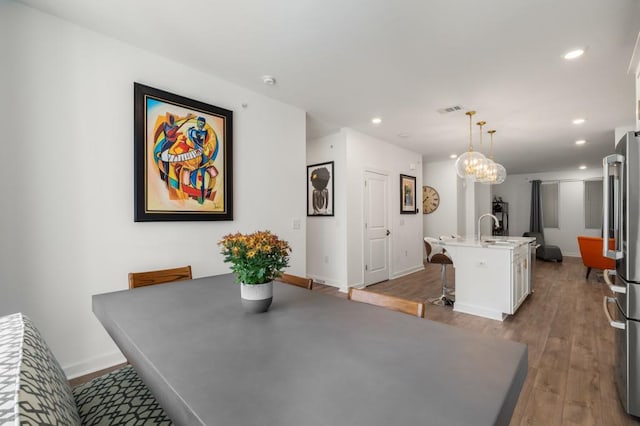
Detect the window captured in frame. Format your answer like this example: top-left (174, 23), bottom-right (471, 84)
top-left (541, 182), bottom-right (558, 228)
top-left (584, 179), bottom-right (603, 229)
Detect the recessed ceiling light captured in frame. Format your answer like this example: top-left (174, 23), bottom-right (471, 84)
top-left (449, 154), bottom-right (458, 159)
top-left (564, 49), bottom-right (585, 60)
top-left (579, 165), bottom-right (587, 170)
top-left (261, 75), bottom-right (276, 85)
top-left (397, 132), bottom-right (409, 138)
top-left (575, 139), bottom-right (586, 145)
top-left (572, 118), bottom-right (586, 125)
top-left (371, 117), bottom-right (382, 125)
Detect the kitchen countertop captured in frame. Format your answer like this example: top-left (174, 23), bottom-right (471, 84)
top-left (439, 236), bottom-right (536, 249)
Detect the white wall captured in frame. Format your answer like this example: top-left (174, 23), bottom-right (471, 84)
top-left (0, 2), bottom-right (306, 377)
top-left (457, 176), bottom-right (467, 236)
top-left (492, 169), bottom-right (604, 256)
top-left (422, 159), bottom-right (494, 239)
top-left (306, 131), bottom-right (348, 287)
top-left (345, 129), bottom-right (423, 286)
top-left (422, 160), bottom-right (458, 238)
top-left (475, 181), bottom-right (493, 238)
top-left (307, 129), bottom-right (424, 289)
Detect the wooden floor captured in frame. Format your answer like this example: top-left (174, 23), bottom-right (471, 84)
top-left (314, 257), bottom-right (640, 426)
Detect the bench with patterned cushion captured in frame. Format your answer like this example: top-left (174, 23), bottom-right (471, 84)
top-left (0, 313), bottom-right (172, 425)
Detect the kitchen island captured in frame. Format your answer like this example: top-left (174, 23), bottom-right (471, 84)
top-left (439, 236), bottom-right (535, 321)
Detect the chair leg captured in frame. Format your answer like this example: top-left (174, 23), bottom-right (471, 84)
top-left (586, 267), bottom-right (591, 280)
top-left (445, 271), bottom-right (455, 296)
top-left (429, 264), bottom-right (454, 306)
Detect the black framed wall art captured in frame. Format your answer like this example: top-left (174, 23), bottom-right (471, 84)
top-left (134, 83), bottom-right (233, 221)
top-left (400, 174), bottom-right (417, 214)
top-left (307, 161), bottom-right (334, 216)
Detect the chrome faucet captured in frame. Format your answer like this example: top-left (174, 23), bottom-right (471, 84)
top-left (477, 213), bottom-right (499, 241)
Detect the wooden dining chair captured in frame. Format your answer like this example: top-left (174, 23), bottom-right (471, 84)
top-left (128, 265), bottom-right (193, 289)
top-left (277, 273), bottom-right (314, 290)
top-left (347, 288), bottom-right (426, 318)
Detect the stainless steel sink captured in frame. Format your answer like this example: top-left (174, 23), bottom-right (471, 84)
top-left (481, 239), bottom-right (515, 246)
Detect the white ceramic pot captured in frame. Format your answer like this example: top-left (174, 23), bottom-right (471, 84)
top-left (240, 281), bottom-right (273, 313)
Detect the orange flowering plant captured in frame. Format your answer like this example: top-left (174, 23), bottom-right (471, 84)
top-left (218, 230), bottom-right (291, 284)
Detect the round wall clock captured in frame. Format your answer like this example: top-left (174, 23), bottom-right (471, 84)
top-left (423, 186), bottom-right (440, 214)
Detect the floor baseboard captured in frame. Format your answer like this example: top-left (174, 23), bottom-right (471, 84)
top-left (64, 351), bottom-right (126, 381)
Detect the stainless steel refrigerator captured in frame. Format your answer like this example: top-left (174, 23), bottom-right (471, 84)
top-left (603, 130), bottom-right (640, 417)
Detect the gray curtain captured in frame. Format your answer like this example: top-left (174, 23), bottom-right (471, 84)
top-left (530, 180), bottom-right (544, 234)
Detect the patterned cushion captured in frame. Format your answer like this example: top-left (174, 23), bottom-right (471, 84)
top-left (0, 313), bottom-right (23, 424)
top-left (0, 313), bottom-right (81, 425)
top-left (73, 365), bottom-right (173, 425)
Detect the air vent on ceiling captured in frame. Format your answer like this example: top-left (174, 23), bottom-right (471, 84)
top-left (437, 105), bottom-right (464, 114)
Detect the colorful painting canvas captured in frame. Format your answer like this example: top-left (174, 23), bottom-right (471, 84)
top-left (134, 83), bottom-right (233, 221)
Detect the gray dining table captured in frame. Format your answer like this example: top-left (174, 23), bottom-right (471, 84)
top-left (92, 274), bottom-right (527, 426)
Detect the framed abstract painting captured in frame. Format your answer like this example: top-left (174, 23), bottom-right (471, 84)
top-left (134, 83), bottom-right (233, 221)
top-left (307, 161), bottom-right (334, 216)
top-left (400, 174), bottom-right (417, 214)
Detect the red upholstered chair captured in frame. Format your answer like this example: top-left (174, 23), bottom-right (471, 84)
top-left (576, 236), bottom-right (615, 279)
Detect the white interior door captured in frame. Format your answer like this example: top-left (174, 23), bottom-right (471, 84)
top-left (363, 171), bottom-right (390, 286)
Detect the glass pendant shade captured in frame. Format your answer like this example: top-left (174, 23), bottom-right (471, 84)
top-left (484, 163), bottom-right (498, 184)
top-left (455, 111), bottom-right (486, 179)
top-left (481, 129), bottom-right (507, 185)
top-left (473, 120), bottom-right (490, 181)
top-left (494, 163), bottom-right (507, 184)
top-left (455, 150), bottom-right (486, 178)
top-left (477, 158), bottom-right (496, 183)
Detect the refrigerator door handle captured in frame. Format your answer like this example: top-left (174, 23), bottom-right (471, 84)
top-left (603, 154), bottom-right (624, 259)
top-left (603, 269), bottom-right (626, 294)
top-left (603, 296), bottom-right (626, 330)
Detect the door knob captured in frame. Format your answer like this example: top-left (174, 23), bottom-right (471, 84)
top-left (386, 230), bottom-right (391, 236)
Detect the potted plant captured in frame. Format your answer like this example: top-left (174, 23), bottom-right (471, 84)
top-left (218, 230), bottom-right (291, 313)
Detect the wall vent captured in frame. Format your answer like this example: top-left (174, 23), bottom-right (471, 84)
top-left (437, 105), bottom-right (464, 114)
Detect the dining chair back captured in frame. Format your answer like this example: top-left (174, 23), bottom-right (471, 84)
top-left (348, 288), bottom-right (426, 318)
top-left (277, 273), bottom-right (314, 290)
top-left (128, 265), bottom-right (192, 289)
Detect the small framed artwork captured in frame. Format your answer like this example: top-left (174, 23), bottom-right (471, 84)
top-left (307, 161), bottom-right (334, 216)
top-left (134, 83), bottom-right (233, 221)
top-left (400, 174), bottom-right (417, 214)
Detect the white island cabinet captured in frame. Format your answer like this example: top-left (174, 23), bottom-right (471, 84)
top-left (439, 237), bottom-right (535, 321)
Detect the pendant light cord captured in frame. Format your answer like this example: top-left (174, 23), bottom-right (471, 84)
top-left (488, 130), bottom-right (496, 159)
top-left (466, 111), bottom-right (476, 151)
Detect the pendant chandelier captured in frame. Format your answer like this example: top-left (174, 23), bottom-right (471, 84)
top-left (474, 120), bottom-right (492, 181)
top-left (454, 111), bottom-right (487, 179)
top-left (482, 129), bottom-right (506, 184)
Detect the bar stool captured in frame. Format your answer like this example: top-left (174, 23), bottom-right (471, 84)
top-left (438, 235), bottom-right (459, 296)
top-left (424, 238), bottom-right (454, 306)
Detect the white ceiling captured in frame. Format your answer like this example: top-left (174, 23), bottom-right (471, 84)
top-left (18, 0), bottom-right (640, 174)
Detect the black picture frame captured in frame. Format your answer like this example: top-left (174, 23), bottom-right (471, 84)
top-left (307, 161), bottom-right (334, 216)
top-left (400, 174), bottom-right (417, 214)
top-left (134, 83), bottom-right (233, 222)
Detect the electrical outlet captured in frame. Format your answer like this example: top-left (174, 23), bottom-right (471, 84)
top-left (292, 218), bottom-right (301, 230)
